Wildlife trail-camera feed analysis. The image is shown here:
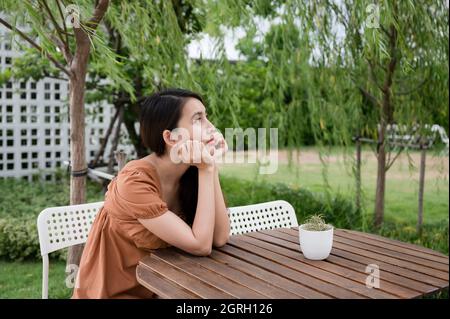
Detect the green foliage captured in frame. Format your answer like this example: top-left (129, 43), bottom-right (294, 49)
top-left (0, 173), bottom-right (359, 261)
top-left (220, 175), bottom-right (363, 230)
top-left (2, 0), bottom-right (447, 144)
top-left (0, 0), bottom-right (134, 96)
top-left (0, 216), bottom-right (69, 261)
top-left (373, 219), bottom-right (449, 256)
top-left (0, 174), bottom-right (104, 261)
top-left (221, 174), bottom-right (448, 255)
top-left (0, 174), bottom-right (446, 267)
top-left (0, 216), bottom-right (41, 261)
top-left (0, 171), bottom-right (105, 219)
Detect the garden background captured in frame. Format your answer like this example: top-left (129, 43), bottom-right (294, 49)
top-left (0, 0), bottom-right (448, 298)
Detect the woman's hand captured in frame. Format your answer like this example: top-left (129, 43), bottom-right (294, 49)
top-left (207, 131), bottom-right (228, 159)
top-left (205, 131), bottom-right (228, 173)
top-left (178, 139), bottom-right (215, 171)
top-left (213, 131), bottom-right (228, 157)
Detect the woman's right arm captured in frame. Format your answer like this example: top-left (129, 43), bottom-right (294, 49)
top-left (138, 141), bottom-right (216, 256)
top-left (138, 167), bottom-right (215, 256)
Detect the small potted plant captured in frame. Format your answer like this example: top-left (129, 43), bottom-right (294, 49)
top-left (298, 214), bottom-right (334, 260)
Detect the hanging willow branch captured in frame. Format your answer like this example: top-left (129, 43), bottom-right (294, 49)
top-left (0, 16), bottom-right (71, 76)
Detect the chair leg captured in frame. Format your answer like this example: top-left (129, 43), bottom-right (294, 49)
top-left (42, 254), bottom-right (49, 299)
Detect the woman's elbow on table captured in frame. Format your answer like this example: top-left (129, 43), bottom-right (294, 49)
top-left (191, 244), bottom-right (212, 256)
top-left (213, 234), bottom-right (229, 248)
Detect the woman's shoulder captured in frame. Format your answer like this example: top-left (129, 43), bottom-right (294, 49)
top-left (113, 158), bottom-right (161, 195)
top-left (121, 158), bottom-right (155, 173)
top-left (104, 158), bottom-right (167, 220)
top-left (119, 159), bottom-right (158, 180)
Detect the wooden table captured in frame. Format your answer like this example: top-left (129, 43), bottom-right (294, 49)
top-left (136, 227), bottom-right (449, 299)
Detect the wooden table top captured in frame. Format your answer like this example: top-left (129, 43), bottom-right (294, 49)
top-left (136, 227), bottom-right (449, 299)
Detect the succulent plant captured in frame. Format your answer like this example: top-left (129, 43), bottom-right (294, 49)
top-left (302, 214), bottom-right (332, 231)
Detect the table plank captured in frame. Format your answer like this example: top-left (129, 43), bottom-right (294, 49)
top-left (208, 250), bottom-right (331, 299)
top-left (267, 229), bottom-right (447, 289)
top-left (227, 236), bottom-right (397, 299)
top-left (217, 243), bottom-right (365, 298)
top-left (335, 229), bottom-right (449, 265)
top-left (139, 256), bottom-right (235, 299)
top-left (276, 228), bottom-right (449, 288)
top-left (245, 231), bottom-right (421, 298)
top-left (150, 251), bottom-right (269, 299)
top-left (333, 233), bottom-right (448, 272)
top-left (136, 264), bottom-right (200, 299)
top-left (153, 249), bottom-right (302, 299)
top-left (279, 228), bottom-right (449, 281)
top-left (339, 229), bottom-right (449, 259)
top-left (256, 230), bottom-right (438, 295)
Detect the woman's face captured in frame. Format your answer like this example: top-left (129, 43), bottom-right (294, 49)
top-left (174, 97), bottom-right (216, 146)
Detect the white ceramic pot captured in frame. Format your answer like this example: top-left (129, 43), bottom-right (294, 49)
top-left (298, 224), bottom-right (334, 260)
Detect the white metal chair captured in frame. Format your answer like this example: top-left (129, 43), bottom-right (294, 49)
top-left (36, 199), bottom-right (296, 298)
top-left (227, 200), bottom-right (298, 235)
top-left (36, 201), bottom-right (104, 299)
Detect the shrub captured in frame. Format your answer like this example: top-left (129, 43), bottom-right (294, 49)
top-left (0, 174), bottom-right (103, 261)
top-left (0, 216), bottom-right (68, 261)
top-left (373, 219), bottom-right (449, 255)
top-left (0, 172), bottom-right (104, 219)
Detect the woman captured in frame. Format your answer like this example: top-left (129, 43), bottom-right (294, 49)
top-left (72, 88), bottom-right (230, 299)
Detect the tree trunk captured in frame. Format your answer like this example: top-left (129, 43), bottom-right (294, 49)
top-left (123, 113), bottom-right (148, 158)
top-left (114, 150), bottom-right (128, 171)
top-left (66, 35), bottom-right (91, 270)
top-left (373, 23), bottom-right (397, 228)
top-left (107, 105), bottom-right (124, 173)
top-left (355, 136), bottom-right (362, 211)
top-left (374, 124), bottom-right (386, 228)
top-left (417, 144), bottom-right (426, 233)
top-left (64, 0), bottom-right (110, 275)
top-left (91, 106), bottom-right (120, 167)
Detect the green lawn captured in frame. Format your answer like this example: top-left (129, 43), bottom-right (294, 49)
top-left (218, 147), bottom-right (449, 225)
top-left (0, 260), bottom-right (71, 299)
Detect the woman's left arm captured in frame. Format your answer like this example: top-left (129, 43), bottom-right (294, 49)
top-left (212, 166), bottom-right (230, 247)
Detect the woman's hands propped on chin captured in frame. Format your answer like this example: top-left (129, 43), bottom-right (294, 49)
top-left (205, 131), bottom-right (228, 171)
top-left (172, 129), bottom-right (228, 172)
top-left (176, 139), bottom-right (215, 172)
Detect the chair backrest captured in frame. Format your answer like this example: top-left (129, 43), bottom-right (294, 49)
top-left (37, 201), bottom-right (105, 256)
top-left (228, 200), bottom-right (298, 235)
top-left (37, 199), bottom-right (297, 254)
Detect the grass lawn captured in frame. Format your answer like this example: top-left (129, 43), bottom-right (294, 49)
top-left (0, 260), bottom-right (71, 299)
top-left (218, 147), bottom-right (449, 226)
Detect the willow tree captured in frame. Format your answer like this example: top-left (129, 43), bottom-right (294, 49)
top-left (0, 0), bottom-right (134, 268)
top-left (93, 0), bottom-right (256, 157)
top-left (87, 0), bottom-right (205, 164)
top-left (296, 1), bottom-right (449, 227)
